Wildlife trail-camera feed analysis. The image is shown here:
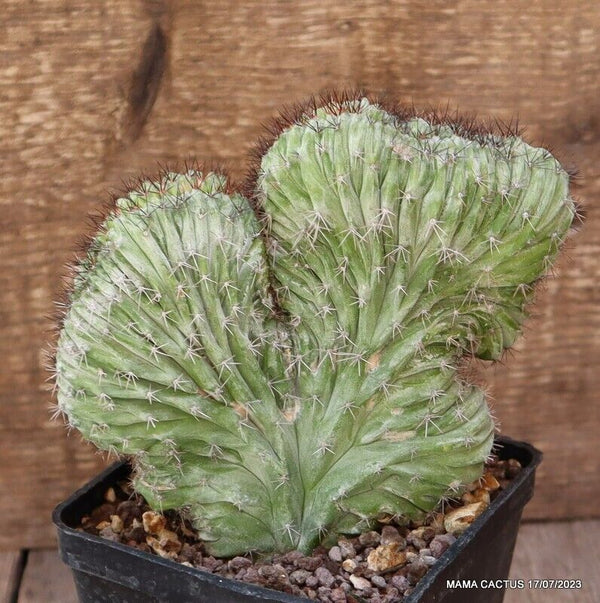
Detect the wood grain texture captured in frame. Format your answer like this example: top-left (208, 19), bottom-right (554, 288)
top-left (17, 550), bottom-right (77, 603)
top-left (1, 0), bottom-right (599, 548)
top-left (0, 551), bottom-right (24, 603)
top-left (506, 520), bottom-right (600, 603)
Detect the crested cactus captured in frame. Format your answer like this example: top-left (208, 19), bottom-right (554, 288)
top-left (54, 95), bottom-right (577, 557)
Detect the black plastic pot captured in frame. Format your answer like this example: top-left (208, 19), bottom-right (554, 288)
top-left (53, 436), bottom-right (541, 603)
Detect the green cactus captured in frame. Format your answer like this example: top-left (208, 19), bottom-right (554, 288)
top-left (54, 96), bottom-right (576, 557)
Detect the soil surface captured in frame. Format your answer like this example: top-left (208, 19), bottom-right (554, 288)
top-left (80, 454), bottom-right (521, 602)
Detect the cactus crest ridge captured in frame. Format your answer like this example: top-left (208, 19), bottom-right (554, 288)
top-left (54, 94), bottom-right (577, 556)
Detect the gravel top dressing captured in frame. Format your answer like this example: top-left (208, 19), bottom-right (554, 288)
top-left (78, 454), bottom-right (521, 603)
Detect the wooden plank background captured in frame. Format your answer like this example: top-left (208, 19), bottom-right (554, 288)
top-left (1, 0), bottom-right (598, 549)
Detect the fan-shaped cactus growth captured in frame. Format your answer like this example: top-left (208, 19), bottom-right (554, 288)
top-left (54, 96), bottom-right (577, 557)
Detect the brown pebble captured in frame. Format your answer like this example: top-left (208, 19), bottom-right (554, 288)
top-left (228, 556), bottom-right (252, 572)
top-left (90, 503), bottom-right (117, 526)
top-left (157, 533), bottom-right (182, 554)
top-left (506, 458), bottom-right (522, 478)
top-left (367, 544), bottom-right (407, 572)
top-left (342, 558), bottom-right (357, 572)
top-left (140, 510), bottom-right (181, 558)
top-left (475, 487), bottom-right (491, 504)
top-left (142, 511), bottom-right (167, 534)
top-left (80, 515), bottom-right (94, 530)
top-left (384, 586), bottom-right (401, 601)
top-left (289, 584), bottom-right (303, 597)
top-left (328, 545), bottom-right (343, 562)
top-left (178, 543), bottom-right (196, 563)
top-left (406, 526), bottom-right (435, 550)
top-left (290, 569), bottom-right (310, 585)
top-left (116, 500), bottom-right (142, 525)
top-left (146, 535), bottom-right (177, 559)
top-left (281, 550), bottom-right (304, 565)
top-left (338, 538), bottom-right (356, 559)
top-left (428, 512), bottom-right (446, 533)
top-left (305, 574), bottom-right (319, 588)
top-left (258, 564), bottom-right (289, 587)
top-left (359, 531), bottom-right (381, 547)
top-left (296, 556), bottom-right (321, 571)
top-left (462, 488), bottom-right (490, 505)
top-left (444, 502), bottom-right (487, 535)
top-left (380, 525), bottom-right (405, 546)
top-left (202, 556), bottom-right (222, 572)
top-left (414, 527), bottom-right (436, 543)
top-left (410, 536), bottom-right (426, 549)
top-left (391, 574), bottom-right (410, 591)
top-left (481, 472), bottom-right (500, 491)
top-left (490, 460), bottom-right (507, 479)
top-left (110, 514), bottom-right (123, 534)
top-left (241, 567), bottom-right (260, 583)
top-left (104, 487), bottom-right (117, 503)
top-left (123, 525), bottom-right (145, 542)
top-left (330, 586), bottom-right (347, 602)
top-left (315, 566), bottom-right (335, 588)
top-left (407, 558), bottom-right (428, 583)
top-left (429, 534), bottom-right (456, 558)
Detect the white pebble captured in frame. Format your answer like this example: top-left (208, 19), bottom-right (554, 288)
top-left (349, 575), bottom-right (371, 590)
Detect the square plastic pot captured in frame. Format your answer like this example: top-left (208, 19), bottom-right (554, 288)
top-left (53, 435), bottom-right (541, 602)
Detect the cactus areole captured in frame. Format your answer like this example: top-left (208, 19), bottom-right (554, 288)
top-left (54, 96), bottom-right (577, 557)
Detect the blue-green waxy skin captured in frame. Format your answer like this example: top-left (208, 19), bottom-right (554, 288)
top-left (55, 99), bottom-right (576, 557)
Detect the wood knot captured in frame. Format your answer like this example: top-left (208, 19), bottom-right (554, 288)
top-left (123, 23), bottom-right (167, 143)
